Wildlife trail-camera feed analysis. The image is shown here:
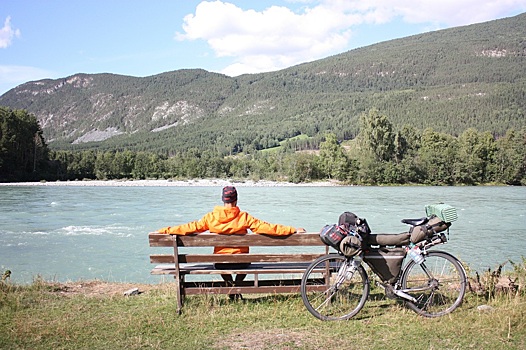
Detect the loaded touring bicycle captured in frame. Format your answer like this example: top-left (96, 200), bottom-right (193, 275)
top-left (301, 204), bottom-right (467, 321)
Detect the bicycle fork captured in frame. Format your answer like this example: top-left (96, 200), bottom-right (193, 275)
top-left (314, 259), bottom-right (355, 312)
top-left (336, 259), bottom-right (357, 285)
top-left (325, 258), bottom-right (360, 294)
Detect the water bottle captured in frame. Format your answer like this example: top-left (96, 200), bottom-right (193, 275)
top-left (407, 245), bottom-right (424, 264)
top-left (344, 256), bottom-right (362, 280)
top-left (352, 255), bottom-right (362, 268)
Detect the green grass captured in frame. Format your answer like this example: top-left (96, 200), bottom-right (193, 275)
top-left (1, 278), bottom-right (525, 350)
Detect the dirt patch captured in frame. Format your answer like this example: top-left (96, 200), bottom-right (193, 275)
top-left (213, 329), bottom-right (322, 350)
top-left (45, 280), bottom-right (169, 298)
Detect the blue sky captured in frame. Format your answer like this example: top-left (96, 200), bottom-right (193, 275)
top-left (1, 0), bottom-right (525, 95)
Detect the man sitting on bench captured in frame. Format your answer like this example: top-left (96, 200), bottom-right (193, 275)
top-left (157, 186), bottom-right (306, 299)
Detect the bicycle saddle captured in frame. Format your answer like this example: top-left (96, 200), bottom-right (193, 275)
top-left (401, 217), bottom-right (428, 226)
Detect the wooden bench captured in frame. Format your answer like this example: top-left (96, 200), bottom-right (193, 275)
top-left (148, 232), bottom-right (328, 313)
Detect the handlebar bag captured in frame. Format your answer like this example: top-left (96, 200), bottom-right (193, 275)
top-left (319, 224), bottom-right (348, 251)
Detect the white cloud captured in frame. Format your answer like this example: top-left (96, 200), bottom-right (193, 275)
top-left (177, 1), bottom-right (355, 75)
top-left (0, 16), bottom-right (21, 49)
top-left (177, 0), bottom-right (526, 76)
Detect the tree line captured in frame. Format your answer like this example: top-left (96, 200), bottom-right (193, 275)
top-left (1, 107), bottom-right (525, 185)
top-left (0, 107), bottom-right (48, 181)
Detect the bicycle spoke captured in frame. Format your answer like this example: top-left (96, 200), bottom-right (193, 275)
top-left (401, 251), bottom-right (466, 317)
top-left (314, 288), bottom-right (339, 312)
top-left (301, 254), bottom-right (370, 321)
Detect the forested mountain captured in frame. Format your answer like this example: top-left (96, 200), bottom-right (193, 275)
top-left (1, 13), bottom-right (525, 156)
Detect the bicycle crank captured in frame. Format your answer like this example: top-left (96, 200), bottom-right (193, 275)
top-left (377, 281), bottom-right (417, 303)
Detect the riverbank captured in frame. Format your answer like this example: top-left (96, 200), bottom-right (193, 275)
top-left (0, 178), bottom-right (341, 187)
top-left (1, 278), bottom-right (525, 349)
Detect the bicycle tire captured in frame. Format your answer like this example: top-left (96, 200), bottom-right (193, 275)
top-left (301, 254), bottom-right (370, 321)
top-left (400, 250), bottom-right (467, 317)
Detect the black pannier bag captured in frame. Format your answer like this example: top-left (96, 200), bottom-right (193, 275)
top-left (364, 247), bottom-right (405, 284)
top-left (319, 224), bottom-right (348, 251)
top-left (410, 215), bottom-right (451, 244)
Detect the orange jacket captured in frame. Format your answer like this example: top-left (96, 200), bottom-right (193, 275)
top-left (157, 205), bottom-right (297, 254)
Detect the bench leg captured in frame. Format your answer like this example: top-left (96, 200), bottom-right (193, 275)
top-left (175, 276), bottom-right (183, 314)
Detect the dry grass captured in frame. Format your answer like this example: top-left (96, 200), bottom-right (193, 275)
top-left (1, 260), bottom-right (525, 350)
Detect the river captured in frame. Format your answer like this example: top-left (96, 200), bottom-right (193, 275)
top-left (1, 183), bottom-right (524, 284)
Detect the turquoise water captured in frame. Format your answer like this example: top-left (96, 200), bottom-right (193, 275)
top-left (1, 185), bottom-right (525, 284)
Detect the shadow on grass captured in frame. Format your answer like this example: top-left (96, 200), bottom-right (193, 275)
top-left (186, 290), bottom-right (406, 321)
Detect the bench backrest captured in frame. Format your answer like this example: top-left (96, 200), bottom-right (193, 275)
top-left (149, 232), bottom-right (328, 264)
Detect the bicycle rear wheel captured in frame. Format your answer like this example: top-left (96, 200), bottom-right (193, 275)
top-left (400, 250), bottom-right (466, 317)
top-left (301, 254), bottom-right (370, 321)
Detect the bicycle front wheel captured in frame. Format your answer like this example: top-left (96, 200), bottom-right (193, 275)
top-left (301, 254), bottom-right (370, 321)
top-left (400, 250), bottom-right (467, 317)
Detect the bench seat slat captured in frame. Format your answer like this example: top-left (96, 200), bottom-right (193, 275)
top-left (149, 232), bottom-right (324, 247)
top-left (150, 253), bottom-right (325, 264)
